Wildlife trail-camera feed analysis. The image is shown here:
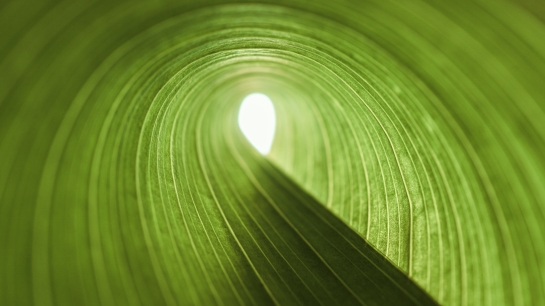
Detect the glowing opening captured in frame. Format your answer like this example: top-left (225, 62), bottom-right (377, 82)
top-left (238, 93), bottom-right (276, 154)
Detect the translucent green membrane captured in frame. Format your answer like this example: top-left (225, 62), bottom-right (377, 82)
top-left (1, 0), bottom-right (544, 305)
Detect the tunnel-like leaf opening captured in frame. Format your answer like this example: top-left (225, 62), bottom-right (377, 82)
top-left (238, 93), bottom-right (276, 154)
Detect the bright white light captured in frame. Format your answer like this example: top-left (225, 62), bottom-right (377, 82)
top-left (238, 93), bottom-right (276, 154)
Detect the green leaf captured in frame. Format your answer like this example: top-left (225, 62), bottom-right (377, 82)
top-left (1, 0), bottom-right (544, 305)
